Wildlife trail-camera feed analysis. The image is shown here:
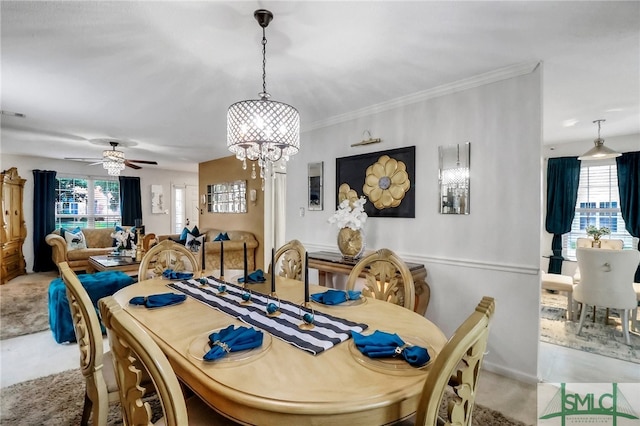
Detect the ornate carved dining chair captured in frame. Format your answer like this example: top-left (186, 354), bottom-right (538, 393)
top-left (59, 261), bottom-right (119, 426)
top-left (138, 239), bottom-right (199, 280)
top-left (575, 247), bottom-right (639, 345)
top-left (98, 296), bottom-right (237, 425)
top-left (411, 296), bottom-right (496, 426)
top-left (346, 248), bottom-right (415, 311)
top-left (269, 239), bottom-right (306, 280)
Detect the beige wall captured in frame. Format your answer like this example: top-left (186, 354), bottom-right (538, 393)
top-left (198, 155), bottom-right (265, 269)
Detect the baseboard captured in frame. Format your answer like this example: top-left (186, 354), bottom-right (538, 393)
top-left (483, 360), bottom-right (540, 384)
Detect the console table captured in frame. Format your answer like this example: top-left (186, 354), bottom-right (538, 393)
top-left (307, 251), bottom-right (430, 315)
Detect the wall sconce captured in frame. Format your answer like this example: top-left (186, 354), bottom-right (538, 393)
top-left (250, 189), bottom-right (257, 205)
top-left (200, 194), bottom-right (206, 205)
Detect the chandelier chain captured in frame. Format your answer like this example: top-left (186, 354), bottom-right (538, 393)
top-left (262, 27), bottom-right (267, 97)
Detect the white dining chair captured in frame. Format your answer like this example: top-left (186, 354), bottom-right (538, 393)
top-left (541, 270), bottom-right (575, 320)
top-left (574, 247), bottom-right (639, 345)
top-left (573, 238), bottom-right (623, 284)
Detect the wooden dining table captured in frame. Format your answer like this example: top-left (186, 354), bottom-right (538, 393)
top-left (111, 273), bottom-right (448, 426)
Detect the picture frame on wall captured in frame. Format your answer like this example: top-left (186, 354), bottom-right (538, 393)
top-left (151, 184), bottom-right (164, 214)
top-left (336, 146), bottom-right (415, 218)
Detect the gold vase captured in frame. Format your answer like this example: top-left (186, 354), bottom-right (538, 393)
top-left (337, 227), bottom-right (365, 260)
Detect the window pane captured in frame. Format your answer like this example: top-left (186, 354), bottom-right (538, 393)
top-left (55, 176), bottom-right (120, 230)
top-left (563, 164), bottom-right (636, 260)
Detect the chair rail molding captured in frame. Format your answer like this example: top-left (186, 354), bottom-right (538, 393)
top-left (302, 243), bottom-right (538, 275)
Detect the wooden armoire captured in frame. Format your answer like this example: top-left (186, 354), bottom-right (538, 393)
top-left (1, 167), bottom-right (27, 284)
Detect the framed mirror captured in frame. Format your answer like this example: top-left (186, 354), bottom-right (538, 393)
top-left (206, 180), bottom-right (247, 213)
top-left (308, 162), bottom-right (323, 211)
top-left (439, 142), bottom-right (470, 214)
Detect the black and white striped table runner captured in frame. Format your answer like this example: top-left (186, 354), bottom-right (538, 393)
top-left (168, 277), bottom-right (368, 355)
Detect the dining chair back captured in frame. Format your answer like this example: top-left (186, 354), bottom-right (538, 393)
top-left (98, 296), bottom-right (236, 426)
top-left (346, 248), bottom-right (415, 310)
top-left (576, 237), bottom-right (624, 250)
top-left (269, 239), bottom-right (306, 280)
top-left (413, 296), bottom-right (496, 426)
top-left (575, 247), bottom-right (639, 345)
top-left (138, 239), bottom-right (199, 280)
top-left (573, 238), bottom-right (624, 283)
top-left (59, 261), bottom-right (118, 426)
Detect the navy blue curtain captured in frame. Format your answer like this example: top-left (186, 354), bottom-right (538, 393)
top-left (32, 169), bottom-right (57, 272)
top-left (119, 176), bottom-right (142, 226)
top-left (616, 151), bottom-right (640, 282)
top-left (545, 157), bottom-right (581, 274)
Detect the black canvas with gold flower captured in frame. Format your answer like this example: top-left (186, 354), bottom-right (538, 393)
top-left (336, 146), bottom-right (415, 218)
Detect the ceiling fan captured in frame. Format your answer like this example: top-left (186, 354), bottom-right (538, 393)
top-left (65, 141), bottom-right (158, 174)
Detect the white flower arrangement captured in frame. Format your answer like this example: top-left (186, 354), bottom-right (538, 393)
top-left (328, 197), bottom-right (368, 231)
top-left (111, 228), bottom-right (136, 251)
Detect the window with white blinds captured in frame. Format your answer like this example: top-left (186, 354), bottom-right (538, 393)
top-left (563, 164), bottom-right (635, 260)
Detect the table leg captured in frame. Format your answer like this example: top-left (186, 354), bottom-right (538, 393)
top-left (413, 278), bottom-right (430, 317)
top-left (318, 270), bottom-right (327, 287)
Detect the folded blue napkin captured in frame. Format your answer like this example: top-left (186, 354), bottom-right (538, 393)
top-left (237, 269), bottom-right (266, 283)
top-left (162, 269), bottom-right (194, 280)
top-left (311, 289), bottom-right (361, 305)
top-left (204, 325), bottom-right (264, 361)
top-left (351, 330), bottom-right (431, 367)
top-left (129, 293), bottom-right (187, 308)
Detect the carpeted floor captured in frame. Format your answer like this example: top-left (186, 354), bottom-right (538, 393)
top-left (0, 272), bottom-right (56, 340)
top-left (0, 369), bottom-right (160, 425)
top-left (540, 291), bottom-right (639, 364)
top-left (0, 369), bottom-right (526, 426)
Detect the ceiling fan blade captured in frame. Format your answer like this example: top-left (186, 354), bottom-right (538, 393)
top-left (88, 161), bottom-right (103, 166)
top-left (124, 160), bottom-right (142, 170)
top-left (127, 159), bottom-right (158, 165)
top-left (65, 157), bottom-right (103, 161)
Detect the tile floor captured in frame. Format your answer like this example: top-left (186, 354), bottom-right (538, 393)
top-left (2, 280), bottom-right (640, 426)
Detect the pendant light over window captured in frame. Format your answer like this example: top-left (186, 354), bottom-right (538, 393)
top-left (227, 9), bottom-right (300, 189)
top-left (578, 119), bottom-right (621, 160)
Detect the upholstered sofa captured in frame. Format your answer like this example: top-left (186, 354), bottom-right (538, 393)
top-left (46, 228), bottom-right (119, 273)
top-left (157, 229), bottom-right (259, 271)
top-left (45, 227), bottom-right (155, 273)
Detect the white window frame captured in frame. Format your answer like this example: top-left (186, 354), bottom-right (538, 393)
top-left (563, 161), bottom-right (636, 260)
top-left (55, 175), bottom-right (121, 229)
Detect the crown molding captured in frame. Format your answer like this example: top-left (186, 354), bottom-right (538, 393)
top-left (303, 61), bottom-right (541, 132)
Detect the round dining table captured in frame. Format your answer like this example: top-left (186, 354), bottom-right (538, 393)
top-left (111, 273), bottom-right (448, 425)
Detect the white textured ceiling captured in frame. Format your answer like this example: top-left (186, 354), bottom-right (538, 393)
top-left (1, 1), bottom-right (638, 172)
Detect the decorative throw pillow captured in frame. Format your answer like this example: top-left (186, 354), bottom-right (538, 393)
top-left (185, 233), bottom-right (205, 253)
top-left (213, 232), bottom-right (230, 242)
top-left (64, 228), bottom-right (87, 251)
top-left (112, 225), bottom-right (126, 247)
top-left (180, 226), bottom-right (201, 242)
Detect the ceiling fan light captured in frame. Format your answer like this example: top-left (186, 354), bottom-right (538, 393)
top-left (103, 149), bottom-right (125, 161)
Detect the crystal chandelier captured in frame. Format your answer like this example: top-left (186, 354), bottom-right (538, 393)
top-left (103, 145), bottom-right (125, 176)
top-left (578, 119), bottom-right (621, 160)
top-left (227, 9), bottom-right (300, 189)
